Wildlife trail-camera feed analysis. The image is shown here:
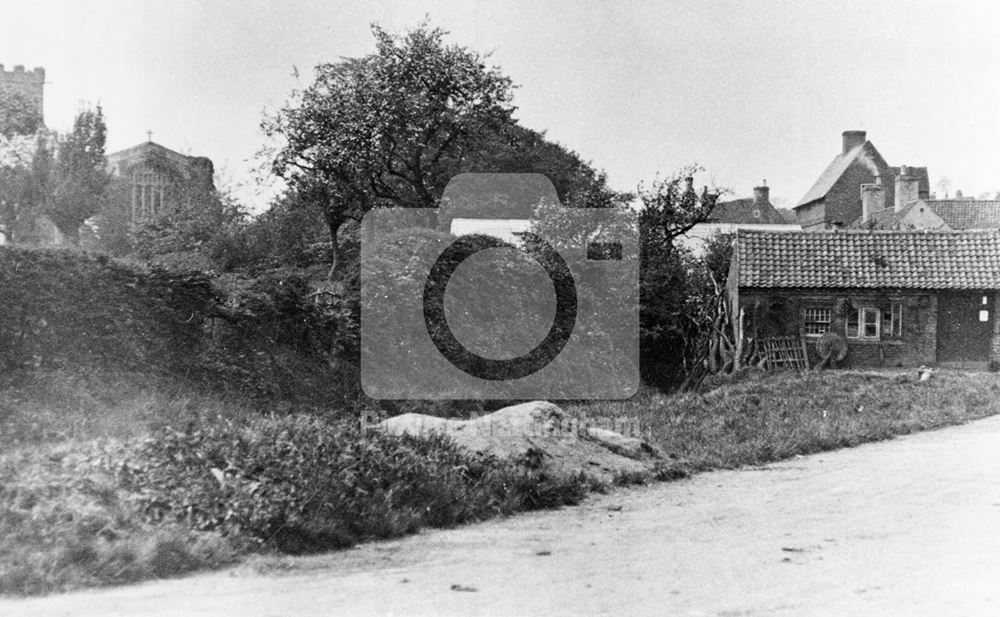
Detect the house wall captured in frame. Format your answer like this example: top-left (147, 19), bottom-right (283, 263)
top-left (824, 162), bottom-right (884, 227)
top-left (738, 288), bottom-right (939, 368)
top-left (795, 201), bottom-right (828, 231)
top-left (900, 201), bottom-right (949, 230)
top-left (993, 292), bottom-right (1000, 363)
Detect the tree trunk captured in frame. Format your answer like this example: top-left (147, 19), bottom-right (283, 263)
top-left (323, 212), bottom-right (344, 281)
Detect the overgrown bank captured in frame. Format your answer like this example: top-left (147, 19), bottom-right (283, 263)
top-left (4, 368), bottom-right (1000, 597)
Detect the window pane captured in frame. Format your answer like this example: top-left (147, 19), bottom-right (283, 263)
top-left (846, 309), bottom-right (859, 338)
top-left (803, 308), bottom-right (831, 335)
top-left (863, 308), bottom-right (879, 338)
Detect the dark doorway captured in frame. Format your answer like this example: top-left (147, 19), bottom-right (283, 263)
top-left (937, 292), bottom-right (994, 367)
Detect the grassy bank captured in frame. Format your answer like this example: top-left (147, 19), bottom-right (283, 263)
top-left (567, 368), bottom-right (1000, 470)
top-left (3, 367), bottom-right (1000, 597)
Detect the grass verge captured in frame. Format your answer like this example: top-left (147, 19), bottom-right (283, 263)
top-left (566, 368), bottom-right (1000, 470)
top-left (3, 367), bottom-right (1000, 596)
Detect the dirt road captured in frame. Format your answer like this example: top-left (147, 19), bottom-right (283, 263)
top-left (7, 415), bottom-right (1000, 616)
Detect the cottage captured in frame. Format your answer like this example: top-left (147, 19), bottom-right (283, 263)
top-left (728, 229), bottom-right (1000, 368)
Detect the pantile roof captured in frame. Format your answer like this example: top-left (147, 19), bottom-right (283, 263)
top-left (850, 200), bottom-right (1000, 231)
top-left (735, 229), bottom-right (1000, 289)
top-left (924, 200), bottom-right (1000, 229)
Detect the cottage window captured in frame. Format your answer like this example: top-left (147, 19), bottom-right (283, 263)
top-left (803, 307), bottom-right (832, 336)
top-left (862, 307), bottom-right (880, 339)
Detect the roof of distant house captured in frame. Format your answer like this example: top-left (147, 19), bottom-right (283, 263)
top-left (795, 140), bottom-right (929, 209)
top-left (710, 197), bottom-right (788, 225)
top-left (734, 229), bottom-right (1000, 289)
top-left (796, 143), bottom-right (882, 207)
top-left (852, 199), bottom-right (1000, 231)
top-left (920, 200), bottom-right (1000, 229)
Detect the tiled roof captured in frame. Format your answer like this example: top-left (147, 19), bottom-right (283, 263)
top-left (710, 197), bottom-right (788, 225)
top-left (735, 229), bottom-right (1000, 289)
top-left (846, 205), bottom-right (919, 230)
top-left (923, 200), bottom-right (1000, 230)
top-left (849, 200), bottom-right (1000, 231)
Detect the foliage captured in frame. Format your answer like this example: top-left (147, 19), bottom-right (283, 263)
top-left (123, 414), bottom-right (590, 553)
top-left (207, 188), bottom-right (329, 271)
top-left (265, 20), bottom-right (516, 272)
top-left (46, 105), bottom-right (112, 244)
top-left (636, 168), bottom-right (721, 388)
top-left (6, 367), bottom-right (1000, 596)
top-left (0, 440), bottom-right (238, 596)
top-left (702, 231), bottom-right (734, 286)
top-left (0, 131), bottom-right (55, 243)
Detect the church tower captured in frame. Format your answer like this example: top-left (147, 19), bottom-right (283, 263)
top-left (0, 64), bottom-right (46, 123)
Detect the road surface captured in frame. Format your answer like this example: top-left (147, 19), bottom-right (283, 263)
top-left (6, 415), bottom-right (1000, 616)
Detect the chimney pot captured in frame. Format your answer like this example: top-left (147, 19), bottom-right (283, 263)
top-left (842, 130), bottom-right (867, 154)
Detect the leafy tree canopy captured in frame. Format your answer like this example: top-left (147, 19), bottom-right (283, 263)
top-left (264, 20), bottom-right (627, 276)
top-left (46, 105), bottom-right (111, 244)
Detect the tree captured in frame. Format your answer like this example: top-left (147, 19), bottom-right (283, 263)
top-left (0, 130), bottom-right (54, 243)
top-left (635, 167), bottom-right (721, 388)
top-left (265, 20), bottom-right (516, 276)
top-left (936, 176), bottom-right (951, 199)
top-left (46, 105), bottom-right (111, 244)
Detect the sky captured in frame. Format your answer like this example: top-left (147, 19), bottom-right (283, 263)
top-left (5, 0), bottom-right (999, 212)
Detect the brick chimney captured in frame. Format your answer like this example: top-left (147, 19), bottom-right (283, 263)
top-left (752, 181), bottom-right (770, 206)
top-left (842, 130), bottom-right (867, 154)
top-left (860, 177), bottom-right (885, 223)
top-left (894, 165), bottom-right (919, 212)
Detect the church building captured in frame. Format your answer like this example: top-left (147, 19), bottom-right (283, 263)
top-left (107, 136), bottom-right (215, 223)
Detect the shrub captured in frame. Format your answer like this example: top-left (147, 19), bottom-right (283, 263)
top-left (122, 415), bottom-right (589, 553)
